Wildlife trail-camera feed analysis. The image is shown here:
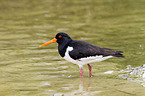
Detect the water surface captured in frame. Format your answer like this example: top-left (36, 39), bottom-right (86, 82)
top-left (0, 0), bottom-right (145, 96)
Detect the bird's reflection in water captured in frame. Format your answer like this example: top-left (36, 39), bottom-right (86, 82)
top-left (60, 77), bottom-right (92, 96)
top-left (80, 76), bottom-right (92, 91)
top-left (53, 75), bottom-right (103, 96)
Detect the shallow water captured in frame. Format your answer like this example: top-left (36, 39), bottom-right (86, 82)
top-left (0, 0), bottom-right (145, 96)
top-left (118, 64), bottom-right (145, 87)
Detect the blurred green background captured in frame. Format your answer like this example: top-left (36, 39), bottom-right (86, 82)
top-left (0, 0), bottom-right (145, 96)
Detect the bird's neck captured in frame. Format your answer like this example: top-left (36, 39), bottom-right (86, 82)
top-left (58, 39), bottom-right (72, 57)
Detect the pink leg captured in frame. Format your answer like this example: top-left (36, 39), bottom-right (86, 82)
top-left (80, 67), bottom-right (83, 78)
top-left (87, 64), bottom-right (92, 77)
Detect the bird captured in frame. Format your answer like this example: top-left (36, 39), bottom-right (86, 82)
top-left (40, 32), bottom-right (124, 77)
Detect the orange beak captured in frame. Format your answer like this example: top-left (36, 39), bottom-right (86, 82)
top-left (39, 38), bottom-right (57, 47)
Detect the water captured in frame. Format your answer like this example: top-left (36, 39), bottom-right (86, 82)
top-left (118, 64), bottom-right (145, 87)
top-left (0, 0), bottom-right (145, 96)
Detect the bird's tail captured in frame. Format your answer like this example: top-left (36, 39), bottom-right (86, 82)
top-left (114, 51), bottom-right (125, 57)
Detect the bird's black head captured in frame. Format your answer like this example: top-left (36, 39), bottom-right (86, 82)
top-left (39, 32), bottom-right (72, 48)
top-left (55, 32), bottom-right (72, 44)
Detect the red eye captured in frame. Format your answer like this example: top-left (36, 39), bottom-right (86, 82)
top-left (59, 35), bottom-right (62, 38)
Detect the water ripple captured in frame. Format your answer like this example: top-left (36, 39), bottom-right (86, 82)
top-left (118, 64), bottom-right (145, 87)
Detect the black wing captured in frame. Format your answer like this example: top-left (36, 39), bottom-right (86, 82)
top-left (68, 40), bottom-right (124, 60)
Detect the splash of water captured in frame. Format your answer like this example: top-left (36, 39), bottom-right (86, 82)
top-left (118, 64), bottom-right (145, 87)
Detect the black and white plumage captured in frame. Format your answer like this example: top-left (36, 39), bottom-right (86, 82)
top-left (40, 32), bottom-right (124, 77)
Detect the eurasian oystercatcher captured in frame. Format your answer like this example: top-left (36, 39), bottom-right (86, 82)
top-left (40, 32), bottom-right (124, 77)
